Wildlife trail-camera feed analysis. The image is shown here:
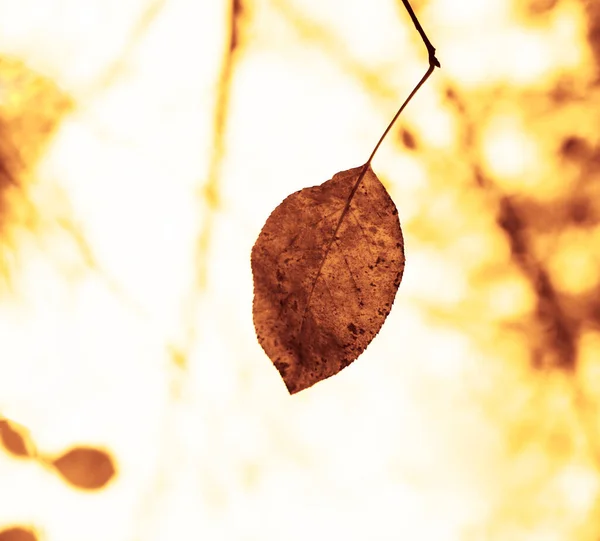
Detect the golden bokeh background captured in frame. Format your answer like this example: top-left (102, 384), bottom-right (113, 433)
top-left (0, 0), bottom-right (599, 539)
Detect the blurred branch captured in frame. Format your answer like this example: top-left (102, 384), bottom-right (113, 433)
top-left (445, 87), bottom-right (577, 371)
top-left (182, 0), bottom-right (246, 369)
top-left (78, 0), bottom-right (167, 103)
top-left (195, 0), bottom-right (244, 290)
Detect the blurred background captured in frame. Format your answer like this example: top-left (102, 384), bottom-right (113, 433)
top-left (0, 0), bottom-right (599, 539)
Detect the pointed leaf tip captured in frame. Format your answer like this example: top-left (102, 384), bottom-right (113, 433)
top-left (251, 164), bottom-right (405, 394)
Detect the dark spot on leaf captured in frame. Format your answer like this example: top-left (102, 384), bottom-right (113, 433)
top-left (276, 268), bottom-right (285, 282)
top-left (274, 360), bottom-right (289, 377)
top-left (0, 527), bottom-right (38, 541)
top-left (52, 446), bottom-right (116, 490)
top-left (251, 165), bottom-right (405, 394)
top-left (0, 419), bottom-right (30, 457)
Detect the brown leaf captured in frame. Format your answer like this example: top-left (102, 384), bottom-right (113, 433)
top-left (51, 446), bottom-right (116, 490)
top-left (251, 164), bottom-right (405, 394)
top-left (0, 419), bottom-right (31, 457)
top-left (0, 527), bottom-right (38, 541)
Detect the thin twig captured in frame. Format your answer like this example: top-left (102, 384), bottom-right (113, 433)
top-left (400, 0), bottom-right (440, 68)
top-left (367, 0), bottom-right (440, 165)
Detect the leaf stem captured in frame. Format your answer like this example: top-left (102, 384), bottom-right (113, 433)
top-left (366, 0), bottom-right (440, 166)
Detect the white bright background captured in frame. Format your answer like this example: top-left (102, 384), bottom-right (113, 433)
top-left (0, 0), bottom-right (598, 540)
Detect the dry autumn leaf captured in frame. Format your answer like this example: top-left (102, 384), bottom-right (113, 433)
top-left (252, 164), bottom-right (405, 394)
top-left (51, 446), bottom-right (116, 490)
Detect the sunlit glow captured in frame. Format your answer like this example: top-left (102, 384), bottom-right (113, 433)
top-left (437, 0), bottom-right (587, 87)
top-left (407, 86), bottom-right (456, 149)
top-left (547, 226), bottom-right (600, 295)
top-left (482, 114), bottom-right (542, 190)
top-left (486, 271), bottom-right (535, 320)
